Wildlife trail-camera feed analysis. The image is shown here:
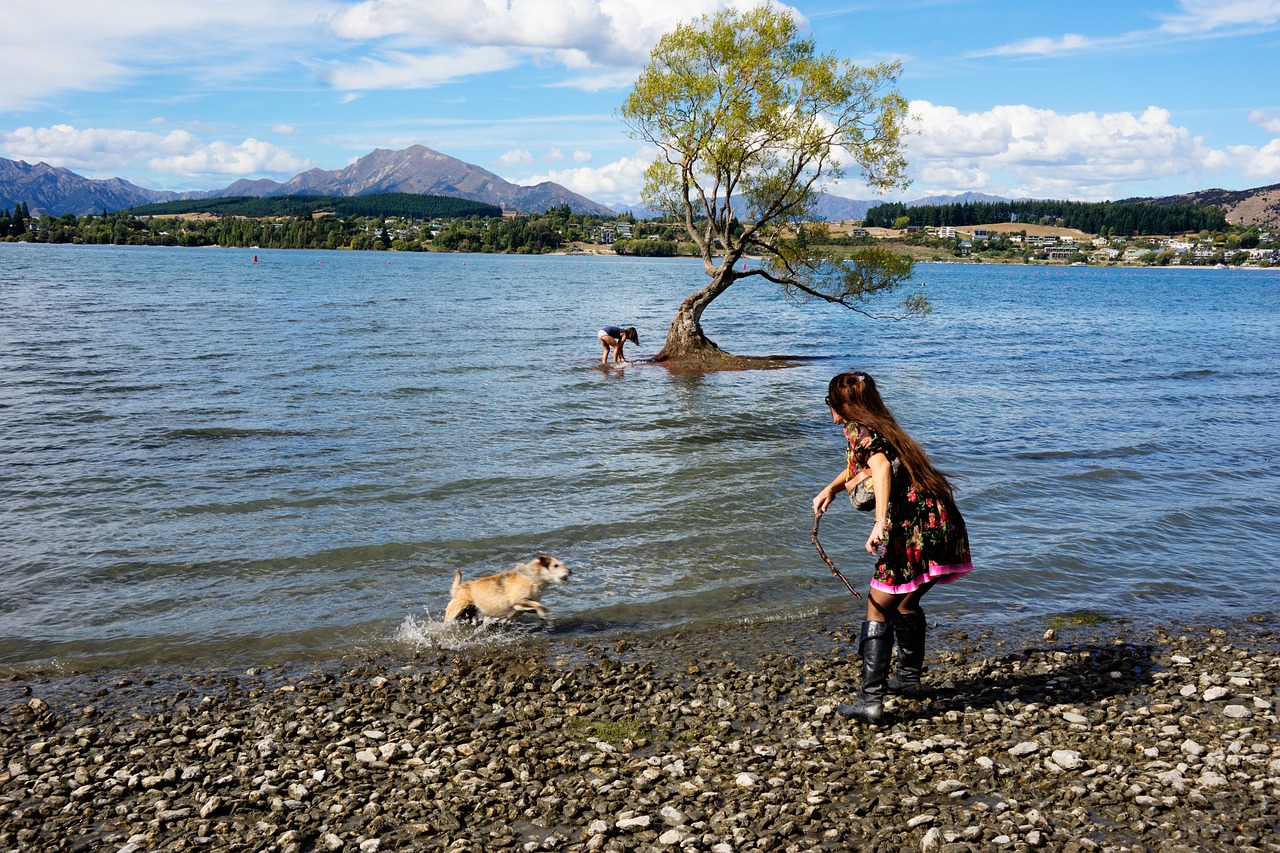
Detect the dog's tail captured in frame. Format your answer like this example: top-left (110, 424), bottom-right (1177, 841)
top-left (450, 570), bottom-right (463, 596)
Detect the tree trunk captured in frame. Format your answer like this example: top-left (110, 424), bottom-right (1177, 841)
top-left (654, 266), bottom-right (737, 364)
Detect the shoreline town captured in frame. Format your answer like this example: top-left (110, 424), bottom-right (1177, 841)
top-left (2, 607), bottom-right (1277, 852)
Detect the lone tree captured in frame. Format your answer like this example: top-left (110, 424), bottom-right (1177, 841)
top-left (620, 5), bottom-right (926, 366)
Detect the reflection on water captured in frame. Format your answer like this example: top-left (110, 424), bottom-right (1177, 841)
top-left (1, 244), bottom-right (1278, 669)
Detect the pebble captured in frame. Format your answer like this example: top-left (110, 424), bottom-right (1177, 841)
top-left (0, 612), bottom-right (1276, 852)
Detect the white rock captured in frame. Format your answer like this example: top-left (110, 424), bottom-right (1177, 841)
top-left (660, 805), bottom-right (687, 826)
top-left (1051, 749), bottom-right (1084, 770)
top-left (1062, 712), bottom-right (1089, 725)
top-left (922, 826), bottom-right (943, 852)
top-left (735, 772), bottom-right (759, 787)
top-left (617, 815), bottom-right (652, 830)
top-left (1223, 705), bottom-right (1253, 718)
top-left (907, 814), bottom-right (935, 828)
top-left (1197, 771), bottom-right (1230, 788)
top-left (1181, 740), bottom-right (1206, 757)
top-left (1202, 686), bottom-right (1230, 701)
top-left (1179, 685), bottom-right (1197, 697)
top-left (1009, 742), bottom-right (1040, 756)
top-left (659, 829), bottom-right (686, 845)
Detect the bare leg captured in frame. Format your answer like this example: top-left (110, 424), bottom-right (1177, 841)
top-left (601, 339), bottom-right (612, 363)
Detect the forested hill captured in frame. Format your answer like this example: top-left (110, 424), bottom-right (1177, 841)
top-left (863, 198), bottom-right (1227, 235)
top-left (127, 193), bottom-right (501, 220)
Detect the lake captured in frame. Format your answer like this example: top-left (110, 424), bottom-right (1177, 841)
top-left (2, 243), bottom-right (1277, 671)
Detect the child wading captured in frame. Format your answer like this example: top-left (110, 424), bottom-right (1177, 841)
top-left (597, 325), bottom-right (639, 364)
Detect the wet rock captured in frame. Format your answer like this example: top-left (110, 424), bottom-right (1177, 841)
top-left (0, 612), bottom-right (1275, 852)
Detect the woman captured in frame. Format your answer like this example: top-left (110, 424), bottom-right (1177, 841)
top-left (598, 325), bottom-right (639, 364)
top-left (812, 371), bottom-right (973, 723)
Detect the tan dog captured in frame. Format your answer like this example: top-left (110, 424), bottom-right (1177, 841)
top-left (443, 555), bottom-right (571, 623)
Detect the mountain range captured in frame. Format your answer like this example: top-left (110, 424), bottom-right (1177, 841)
top-left (2, 146), bottom-right (1278, 228)
top-left (0, 146), bottom-right (616, 217)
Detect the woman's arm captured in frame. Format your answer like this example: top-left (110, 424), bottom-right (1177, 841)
top-left (813, 468), bottom-right (855, 515)
top-left (865, 452), bottom-right (892, 553)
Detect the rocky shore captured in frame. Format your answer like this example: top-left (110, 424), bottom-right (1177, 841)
top-left (2, 609), bottom-right (1277, 852)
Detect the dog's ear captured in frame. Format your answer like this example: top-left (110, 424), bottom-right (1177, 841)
top-left (535, 555), bottom-right (553, 566)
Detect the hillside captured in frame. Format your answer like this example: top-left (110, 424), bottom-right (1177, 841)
top-left (0, 147), bottom-right (616, 217)
top-left (1123, 183), bottom-right (1280, 229)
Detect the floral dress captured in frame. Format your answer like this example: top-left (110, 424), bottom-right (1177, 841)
top-left (845, 423), bottom-right (973, 594)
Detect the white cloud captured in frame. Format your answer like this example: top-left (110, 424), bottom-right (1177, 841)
top-left (273, 124), bottom-right (298, 135)
top-left (498, 149), bottom-right (534, 167)
top-left (573, 150), bottom-right (594, 163)
top-left (1249, 109), bottom-right (1280, 135)
top-left (544, 148), bottom-right (565, 163)
top-left (0, 1), bottom-right (338, 111)
top-left (1218, 139), bottom-right (1280, 181)
top-left (521, 148), bottom-right (655, 205)
top-left (1158, 0), bottom-right (1280, 35)
top-left (2, 125), bottom-right (199, 170)
top-left (324, 0), bottom-right (800, 90)
top-left (150, 138), bottom-right (313, 177)
top-left (0, 124), bottom-right (311, 180)
top-left (972, 33), bottom-right (1098, 58)
top-left (320, 46), bottom-right (520, 90)
top-left (901, 101), bottom-right (1233, 200)
top-left (973, 0), bottom-right (1280, 59)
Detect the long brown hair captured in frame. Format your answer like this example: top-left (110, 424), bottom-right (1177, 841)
top-left (827, 371), bottom-right (956, 500)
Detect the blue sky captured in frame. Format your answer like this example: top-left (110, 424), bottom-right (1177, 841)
top-left (2, 0), bottom-right (1278, 210)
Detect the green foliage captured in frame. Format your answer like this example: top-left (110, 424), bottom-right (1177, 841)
top-left (127, 192), bottom-right (501, 220)
top-left (619, 4), bottom-right (923, 351)
top-left (565, 716), bottom-right (653, 747)
top-left (611, 238), bottom-right (692, 257)
top-left (862, 198), bottom-right (1227, 235)
top-left (1, 203), bottom-right (617, 254)
top-left (782, 244), bottom-right (922, 317)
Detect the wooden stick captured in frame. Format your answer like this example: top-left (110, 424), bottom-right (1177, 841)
top-left (811, 510), bottom-right (863, 599)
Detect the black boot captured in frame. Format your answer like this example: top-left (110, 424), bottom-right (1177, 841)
top-left (886, 611), bottom-right (927, 699)
top-left (838, 620), bottom-right (893, 723)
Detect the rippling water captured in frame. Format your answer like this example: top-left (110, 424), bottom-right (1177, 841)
top-left (2, 243), bottom-right (1277, 670)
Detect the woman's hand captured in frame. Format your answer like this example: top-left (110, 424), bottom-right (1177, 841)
top-left (866, 519), bottom-right (886, 554)
top-left (813, 486), bottom-right (834, 516)
top-left (814, 469), bottom-right (852, 516)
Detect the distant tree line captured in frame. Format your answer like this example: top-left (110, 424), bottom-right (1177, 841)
top-left (0, 200), bottom-right (618, 254)
top-left (611, 238), bottom-right (695, 257)
top-left (0, 202), bottom-right (30, 238)
top-left (127, 192), bottom-right (501, 220)
top-left (862, 199), bottom-right (1228, 236)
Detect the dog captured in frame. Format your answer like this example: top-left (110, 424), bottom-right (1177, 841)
top-left (442, 555), bottom-right (571, 623)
